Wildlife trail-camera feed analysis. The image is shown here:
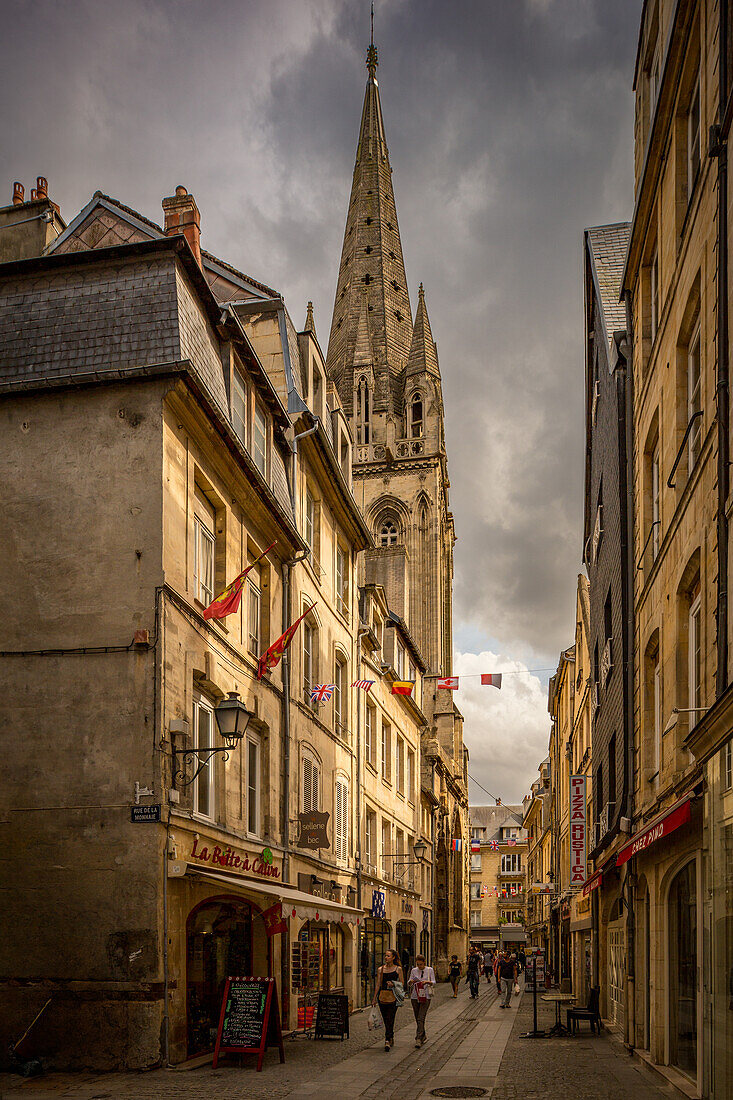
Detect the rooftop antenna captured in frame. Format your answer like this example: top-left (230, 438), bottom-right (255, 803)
top-left (371, 1), bottom-right (374, 47)
top-left (366, 1), bottom-right (378, 78)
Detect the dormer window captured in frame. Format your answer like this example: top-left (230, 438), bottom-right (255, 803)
top-left (410, 393), bottom-right (423, 439)
top-left (379, 522), bottom-right (399, 547)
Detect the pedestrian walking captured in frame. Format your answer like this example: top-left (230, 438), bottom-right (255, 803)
top-left (407, 953), bottom-right (436, 1047)
top-left (372, 949), bottom-right (404, 1052)
top-left (448, 954), bottom-right (462, 997)
top-left (466, 947), bottom-right (481, 998)
top-left (494, 950), bottom-right (502, 994)
top-left (517, 947), bottom-right (526, 973)
top-left (483, 947), bottom-right (493, 983)
top-left (498, 950), bottom-right (518, 1008)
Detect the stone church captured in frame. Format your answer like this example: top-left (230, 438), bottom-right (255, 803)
top-left (326, 41), bottom-right (469, 973)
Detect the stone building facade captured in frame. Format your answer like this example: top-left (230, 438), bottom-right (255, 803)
top-left (0, 142), bottom-right (460, 1070)
top-left (468, 805), bottom-right (527, 951)
top-left (326, 42), bottom-right (469, 976)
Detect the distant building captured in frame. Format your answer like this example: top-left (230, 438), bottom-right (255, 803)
top-left (468, 805), bottom-right (527, 950)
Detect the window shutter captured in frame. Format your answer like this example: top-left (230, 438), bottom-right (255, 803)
top-left (312, 761), bottom-right (320, 812)
top-left (335, 780), bottom-right (348, 861)
top-left (303, 757), bottom-right (312, 812)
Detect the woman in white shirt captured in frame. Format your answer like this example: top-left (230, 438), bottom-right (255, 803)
top-left (407, 953), bottom-right (436, 1047)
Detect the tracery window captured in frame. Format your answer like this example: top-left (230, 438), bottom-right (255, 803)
top-left (379, 521), bottom-right (399, 547)
top-left (410, 393), bottom-right (423, 438)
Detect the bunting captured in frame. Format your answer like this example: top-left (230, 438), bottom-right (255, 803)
top-left (257, 603), bottom-right (315, 680)
top-left (352, 679), bottom-right (375, 692)
top-left (310, 684), bottom-right (334, 706)
top-left (202, 542), bottom-right (275, 620)
top-left (391, 681), bottom-right (414, 696)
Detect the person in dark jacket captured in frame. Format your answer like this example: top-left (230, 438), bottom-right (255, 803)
top-left (466, 948), bottom-right (481, 998)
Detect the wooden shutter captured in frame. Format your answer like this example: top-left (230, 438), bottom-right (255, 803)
top-left (303, 756), bottom-right (312, 812)
top-left (335, 780), bottom-right (348, 861)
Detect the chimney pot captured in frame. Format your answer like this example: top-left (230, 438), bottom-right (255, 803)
top-left (175, 185), bottom-right (187, 196)
top-left (30, 188), bottom-right (38, 201)
top-left (12, 182), bottom-right (24, 205)
top-left (162, 187), bottom-right (201, 268)
top-left (36, 176), bottom-right (48, 199)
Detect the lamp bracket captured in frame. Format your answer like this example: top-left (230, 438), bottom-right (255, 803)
top-left (172, 745), bottom-right (232, 786)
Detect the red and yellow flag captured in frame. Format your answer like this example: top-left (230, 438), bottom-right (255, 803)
top-left (391, 681), bottom-right (414, 696)
top-left (257, 603), bottom-right (316, 680)
top-left (202, 543), bottom-right (275, 621)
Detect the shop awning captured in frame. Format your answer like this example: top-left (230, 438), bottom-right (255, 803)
top-left (188, 867), bottom-right (363, 925)
top-left (616, 796), bottom-right (692, 867)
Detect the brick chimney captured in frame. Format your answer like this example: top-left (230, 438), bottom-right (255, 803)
top-left (162, 185), bottom-right (201, 267)
top-left (12, 182), bottom-right (24, 205)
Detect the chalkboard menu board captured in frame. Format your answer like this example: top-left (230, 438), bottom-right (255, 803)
top-left (314, 992), bottom-right (349, 1040)
top-left (212, 976), bottom-right (285, 1071)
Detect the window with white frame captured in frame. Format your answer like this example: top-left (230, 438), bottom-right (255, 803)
top-left (470, 853), bottom-right (482, 872)
top-left (303, 620), bottom-right (316, 703)
top-left (650, 249), bottom-right (659, 343)
top-left (407, 747), bottom-right (415, 803)
top-left (366, 808), bottom-right (377, 869)
top-left (193, 696), bottom-right (215, 819)
top-left (501, 853), bottom-right (522, 873)
top-left (231, 369), bottom-right (247, 444)
top-left (396, 640), bottom-right (406, 679)
top-left (302, 751), bottom-right (321, 812)
top-left (689, 582), bottom-right (702, 713)
top-left (246, 734), bottom-right (260, 835)
top-left (194, 517), bottom-right (215, 606)
top-left (335, 544), bottom-right (348, 619)
top-left (334, 655), bottom-right (348, 737)
top-left (687, 75), bottom-right (701, 198)
top-left (335, 778), bottom-right (349, 861)
top-left (365, 701), bottom-right (376, 767)
top-left (381, 819), bottom-right (391, 873)
top-left (381, 720), bottom-right (391, 781)
top-left (396, 736), bottom-right (405, 795)
top-left (724, 739), bottom-right (732, 791)
top-left (253, 401), bottom-right (267, 476)
top-left (687, 321), bottom-right (702, 469)
top-left (470, 882), bottom-right (481, 900)
top-left (247, 578), bottom-right (260, 657)
top-left (305, 487), bottom-right (316, 553)
top-left (470, 910), bottom-right (481, 928)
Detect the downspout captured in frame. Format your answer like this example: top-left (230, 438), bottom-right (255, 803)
top-left (355, 604), bottom-right (370, 911)
top-left (714, 5), bottom-right (730, 699)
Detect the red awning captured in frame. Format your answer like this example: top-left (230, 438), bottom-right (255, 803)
top-left (616, 797), bottom-right (692, 867)
top-left (581, 872), bottom-right (601, 897)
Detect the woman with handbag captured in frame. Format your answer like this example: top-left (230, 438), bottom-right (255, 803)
top-left (372, 949), bottom-right (404, 1051)
top-left (407, 953), bottom-right (436, 1047)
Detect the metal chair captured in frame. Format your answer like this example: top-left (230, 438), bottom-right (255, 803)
top-left (567, 986), bottom-right (602, 1034)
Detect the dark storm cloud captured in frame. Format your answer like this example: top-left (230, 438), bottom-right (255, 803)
top-left (1, 0), bottom-right (640, 791)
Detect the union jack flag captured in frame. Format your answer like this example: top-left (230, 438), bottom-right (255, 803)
top-left (310, 684), bottom-right (335, 706)
top-left (489, 840), bottom-right (499, 851)
top-left (351, 680), bottom-right (375, 692)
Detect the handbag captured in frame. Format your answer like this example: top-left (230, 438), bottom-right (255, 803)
top-left (367, 1005), bottom-right (383, 1030)
top-left (513, 982), bottom-right (520, 995)
top-left (378, 988), bottom-right (396, 1004)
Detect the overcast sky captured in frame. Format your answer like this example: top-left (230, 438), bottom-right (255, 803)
top-left (1, 0), bottom-right (640, 803)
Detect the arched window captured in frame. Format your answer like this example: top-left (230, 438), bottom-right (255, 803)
top-left (379, 521), bottom-right (399, 547)
top-left (356, 376), bottom-right (371, 444)
top-left (410, 393), bottom-right (423, 438)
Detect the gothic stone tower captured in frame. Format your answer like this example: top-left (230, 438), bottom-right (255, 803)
top-left (326, 42), bottom-right (455, 676)
top-left (327, 42), bottom-right (468, 973)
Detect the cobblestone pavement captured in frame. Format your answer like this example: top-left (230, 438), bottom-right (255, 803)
top-left (0, 979), bottom-right (472, 1100)
top-left (488, 995), bottom-right (677, 1100)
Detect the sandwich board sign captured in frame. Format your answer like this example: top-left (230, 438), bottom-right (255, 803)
top-left (212, 976), bottom-right (285, 1071)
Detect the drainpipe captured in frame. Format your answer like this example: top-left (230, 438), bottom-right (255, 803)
top-left (622, 298), bottom-right (636, 1050)
top-left (714, 6), bottom-right (730, 699)
top-left (355, 611), bottom-right (370, 911)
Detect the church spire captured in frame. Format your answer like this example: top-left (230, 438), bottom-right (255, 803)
top-left (406, 283), bottom-right (440, 380)
top-left (326, 35), bottom-right (413, 415)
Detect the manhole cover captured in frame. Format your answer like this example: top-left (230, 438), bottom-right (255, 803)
top-left (430, 1089), bottom-right (488, 1098)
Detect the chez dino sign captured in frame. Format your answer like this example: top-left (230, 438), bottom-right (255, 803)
top-left (190, 836), bottom-right (281, 880)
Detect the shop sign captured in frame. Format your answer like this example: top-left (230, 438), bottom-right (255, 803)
top-left (297, 873), bottom-right (341, 902)
top-left (401, 900), bottom-right (413, 914)
top-left (296, 811), bottom-right (331, 850)
top-left (581, 872), bottom-right (601, 897)
top-left (190, 836), bottom-right (281, 879)
top-left (531, 883), bottom-right (554, 894)
top-left (616, 797), bottom-right (692, 867)
top-left (569, 774), bottom-right (587, 886)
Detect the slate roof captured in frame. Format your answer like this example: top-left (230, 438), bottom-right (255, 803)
top-left (585, 223), bottom-right (631, 355)
top-left (469, 804), bottom-right (524, 842)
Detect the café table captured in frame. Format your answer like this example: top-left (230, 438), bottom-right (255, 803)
top-left (540, 991), bottom-right (576, 1036)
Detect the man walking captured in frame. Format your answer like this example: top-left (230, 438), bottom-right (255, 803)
top-left (483, 947), bottom-right (493, 983)
top-left (498, 951), bottom-right (518, 1008)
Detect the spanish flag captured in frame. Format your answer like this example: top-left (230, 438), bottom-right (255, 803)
top-left (203, 543), bottom-right (275, 620)
top-left (391, 681), bottom-right (414, 696)
top-left (257, 603), bottom-right (316, 680)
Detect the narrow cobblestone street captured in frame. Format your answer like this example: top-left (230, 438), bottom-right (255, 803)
top-left (0, 979), bottom-right (678, 1100)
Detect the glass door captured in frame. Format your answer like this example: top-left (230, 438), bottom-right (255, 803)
top-left (669, 861), bottom-right (697, 1079)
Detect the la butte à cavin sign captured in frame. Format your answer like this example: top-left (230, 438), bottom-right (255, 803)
top-left (190, 836), bottom-right (281, 880)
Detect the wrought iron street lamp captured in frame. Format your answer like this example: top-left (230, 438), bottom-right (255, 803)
top-left (173, 692), bottom-right (252, 785)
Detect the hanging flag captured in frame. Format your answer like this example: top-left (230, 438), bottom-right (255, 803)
top-left (471, 839), bottom-right (481, 853)
top-left (371, 889), bottom-right (386, 918)
top-left (310, 684), bottom-right (335, 706)
top-left (352, 679), bottom-right (375, 692)
top-left (489, 840), bottom-right (499, 851)
top-left (391, 681), bottom-right (414, 696)
top-left (451, 838), bottom-right (462, 852)
top-left (481, 673), bottom-right (503, 689)
top-left (203, 542), bottom-right (276, 620)
top-left (437, 677), bottom-right (459, 690)
top-left (257, 603), bottom-right (316, 680)
top-left (507, 838), bottom-right (517, 847)
top-left (261, 901), bottom-right (287, 937)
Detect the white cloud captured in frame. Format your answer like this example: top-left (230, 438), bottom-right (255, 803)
top-left (455, 650), bottom-right (551, 806)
